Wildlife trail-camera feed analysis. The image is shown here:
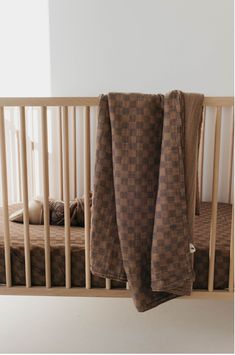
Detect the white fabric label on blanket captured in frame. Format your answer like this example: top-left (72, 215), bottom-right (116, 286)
top-left (189, 243), bottom-right (196, 253)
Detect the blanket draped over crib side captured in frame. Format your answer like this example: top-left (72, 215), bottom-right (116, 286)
top-left (90, 91), bottom-right (204, 312)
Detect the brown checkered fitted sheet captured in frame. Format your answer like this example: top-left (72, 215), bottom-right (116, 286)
top-left (193, 201), bottom-right (232, 290)
top-left (0, 202), bottom-right (231, 290)
top-left (0, 204), bottom-right (123, 288)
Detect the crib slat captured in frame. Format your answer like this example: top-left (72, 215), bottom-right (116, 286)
top-left (199, 106), bottom-right (206, 201)
top-left (106, 279), bottom-right (111, 290)
top-left (73, 107), bottom-right (77, 197)
top-left (84, 106), bottom-right (91, 289)
top-left (62, 106), bottom-right (71, 289)
top-left (19, 106), bottom-right (31, 288)
top-left (30, 139), bottom-right (35, 197)
top-left (0, 107), bottom-right (12, 287)
top-left (41, 107), bottom-right (51, 288)
top-left (229, 208), bottom-right (234, 292)
top-left (59, 107), bottom-right (63, 200)
top-left (208, 106), bottom-right (222, 292)
top-left (16, 130), bottom-right (22, 201)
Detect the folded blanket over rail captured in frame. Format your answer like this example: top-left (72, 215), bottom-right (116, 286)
top-left (91, 91), bottom-right (204, 312)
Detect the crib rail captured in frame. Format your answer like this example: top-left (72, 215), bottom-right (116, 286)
top-left (0, 97), bottom-right (99, 107)
top-left (0, 96), bottom-right (232, 107)
top-left (0, 96), bottom-right (234, 297)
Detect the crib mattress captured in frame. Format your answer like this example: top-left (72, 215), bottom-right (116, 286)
top-left (0, 202), bottom-right (232, 289)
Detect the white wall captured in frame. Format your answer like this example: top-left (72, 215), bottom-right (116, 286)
top-left (0, 0), bottom-right (51, 205)
top-left (49, 0), bottom-right (233, 96)
top-left (0, 0), bottom-right (51, 96)
top-left (49, 0), bottom-right (234, 203)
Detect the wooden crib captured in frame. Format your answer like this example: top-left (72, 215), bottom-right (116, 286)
top-left (0, 96), bottom-right (233, 299)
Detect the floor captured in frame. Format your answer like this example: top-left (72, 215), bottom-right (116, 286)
top-left (0, 296), bottom-right (233, 353)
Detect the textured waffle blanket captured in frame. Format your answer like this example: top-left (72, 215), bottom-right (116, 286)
top-left (91, 91), bottom-right (204, 311)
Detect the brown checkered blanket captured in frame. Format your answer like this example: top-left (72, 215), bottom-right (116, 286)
top-left (91, 91), bottom-right (204, 311)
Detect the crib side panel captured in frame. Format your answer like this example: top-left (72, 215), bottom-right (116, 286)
top-left (0, 96), bottom-right (233, 297)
